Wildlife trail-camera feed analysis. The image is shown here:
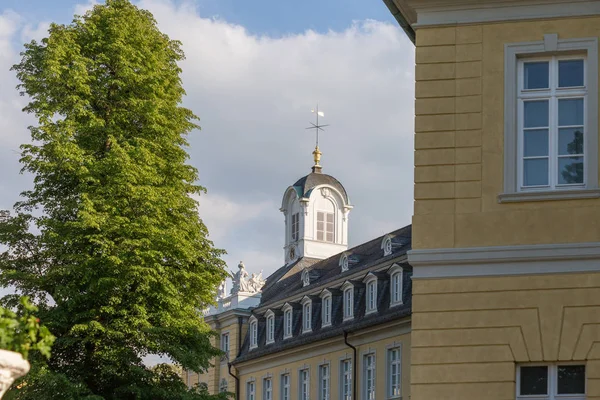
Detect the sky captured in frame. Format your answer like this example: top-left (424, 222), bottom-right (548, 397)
top-left (0, 1), bottom-right (415, 290)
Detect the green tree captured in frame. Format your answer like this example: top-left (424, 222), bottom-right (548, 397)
top-left (0, 0), bottom-right (228, 398)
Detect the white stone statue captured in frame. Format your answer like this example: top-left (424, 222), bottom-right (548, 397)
top-left (230, 262), bottom-right (265, 294)
top-left (217, 281), bottom-right (227, 299)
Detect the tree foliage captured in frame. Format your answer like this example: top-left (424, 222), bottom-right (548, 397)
top-left (0, 0), bottom-right (228, 398)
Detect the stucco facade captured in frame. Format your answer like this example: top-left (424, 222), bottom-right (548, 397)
top-left (384, 0), bottom-right (600, 399)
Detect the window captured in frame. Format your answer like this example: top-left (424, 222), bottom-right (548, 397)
top-left (263, 378), bottom-right (273, 400)
top-left (249, 319), bottom-right (258, 349)
top-left (343, 287), bottom-right (354, 320)
top-left (292, 212), bottom-right (300, 241)
top-left (340, 359), bottom-right (352, 400)
top-left (319, 364), bottom-right (330, 400)
top-left (382, 236), bottom-right (392, 256)
top-left (281, 374), bottom-right (290, 400)
top-left (518, 57), bottom-right (587, 190)
top-left (317, 211), bottom-right (334, 242)
top-left (266, 313), bottom-right (275, 344)
top-left (388, 347), bottom-right (401, 398)
top-left (517, 364), bottom-right (585, 399)
top-left (283, 307), bottom-right (293, 339)
top-left (366, 280), bottom-right (377, 314)
top-left (220, 378), bottom-right (228, 393)
top-left (363, 354), bottom-right (376, 400)
top-left (501, 36), bottom-right (599, 203)
top-left (321, 294), bottom-right (332, 327)
top-left (247, 381), bottom-right (255, 400)
top-left (390, 265), bottom-right (403, 307)
top-left (221, 333), bottom-right (230, 357)
top-left (340, 254), bottom-right (349, 272)
top-left (299, 369), bottom-right (310, 400)
top-left (302, 301), bottom-right (312, 333)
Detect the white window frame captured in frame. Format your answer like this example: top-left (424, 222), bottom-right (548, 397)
top-left (364, 276), bottom-right (378, 314)
top-left (247, 380), bottom-right (256, 400)
top-left (299, 368), bottom-right (310, 400)
top-left (516, 363), bottom-right (586, 400)
top-left (382, 236), bottom-right (393, 256)
top-left (363, 353), bottom-right (376, 400)
top-left (319, 363), bottom-right (330, 400)
top-left (221, 332), bottom-right (230, 353)
top-left (283, 304), bottom-right (293, 339)
top-left (342, 283), bottom-right (354, 321)
top-left (301, 298), bottom-right (312, 333)
top-left (340, 359), bottom-right (353, 400)
top-left (389, 264), bottom-right (404, 307)
top-left (281, 373), bottom-right (291, 400)
top-left (249, 317), bottom-right (258, 350)
top-left (321, 292), bottom-right (332, 328)
top-left (291, 212), bottom-right (300, 241)
top-left (387, 346), bottom-right (402, 399)
top-left (340, 253), bottom-right (349, 272)
top-left (517, 55), bottom-right (587, 191)
top-left (500, 34), bottom-right (599, 203)
top-left (265, 311), bottom-right (275, 344)
top-left (316, 211), bottom-right (335, 243)
top-left (263, 377), bottom-right (273, 400)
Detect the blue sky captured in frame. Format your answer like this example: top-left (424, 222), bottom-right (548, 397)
top-left (5, 0), bottom-right (395, 36)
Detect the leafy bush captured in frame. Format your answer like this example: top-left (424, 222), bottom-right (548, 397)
top-left (0, 297), bottom-right (54, 359)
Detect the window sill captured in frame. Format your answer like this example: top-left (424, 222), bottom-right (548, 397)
top-left (249, 345), bottom-right (257, 351)
top-left (390, 301), bottom-right (403, 308)
top-left (498, 188), bottom-right (600, 203)
top-left (365, 309), bottom-right (377, 315)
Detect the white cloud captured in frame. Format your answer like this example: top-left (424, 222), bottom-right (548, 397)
top-left (74, 0), bottom-right (100, 16)
top-left (0, 1), bottom-right (415, 279)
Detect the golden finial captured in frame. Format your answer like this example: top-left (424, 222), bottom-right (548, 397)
top-left (306, 105), bottom-right (328, 173)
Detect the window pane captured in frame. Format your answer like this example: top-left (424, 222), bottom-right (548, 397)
top-left (558, 157), bottom-right (584, 184)
top-left (524, 62), bottom-right (549, 89)
top-left (524, 129), bottom-right (549, 157)
top-left (326, 213), bottom-right (334, 223)
top-left (559, 98), bottom-right (584, 126)
top-left (523, 158), bottom-right (549, 186)
top-left (559, 60), bottom-right (584, 87)
top-left (558, 365), bottom-right (585, 394)
top-left (326, 232), bottom-right (334, 242)
top-left (559, 128), bottom-right (584, 155)
top-left (520, 366), bottom-right (548, 395)
top-left (524, 100), bottom-right (549, 128)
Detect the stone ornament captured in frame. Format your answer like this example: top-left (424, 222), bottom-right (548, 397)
top-left (0, 350), bottom-right (30, 398)
top-left (230, 262), bottom-right (265, 295)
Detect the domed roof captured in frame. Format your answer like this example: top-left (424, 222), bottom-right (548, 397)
top-left (292, 172), bottom-right (349, 203)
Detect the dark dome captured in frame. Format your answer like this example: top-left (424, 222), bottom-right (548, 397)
top-left (292, 172), bottom-right (349, 203)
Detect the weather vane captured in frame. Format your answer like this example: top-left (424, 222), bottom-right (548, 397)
top-left (306, 105), bottom-right (329, 171)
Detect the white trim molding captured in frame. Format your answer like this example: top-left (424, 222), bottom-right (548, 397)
top-left (411, 0), bottom-right (600, 28)
top-left (502, 35), bottom-right (599, 202)
top-left (409, 242), bottom-right (600, 279)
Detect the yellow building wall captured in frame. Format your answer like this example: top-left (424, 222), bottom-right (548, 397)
top-left (411, 272), bottom-right (600, 399)
top-left (413, 16), bottom-right (600, 250)
top-left (237, 329), bottom-right (410, 400)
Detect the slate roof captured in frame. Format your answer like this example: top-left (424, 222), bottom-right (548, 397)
top-left (292, 172), bottom-right (349, 203)
top-left (260, 225), bottom-right (411, 306)
top-left (233, 224), bottom-right (412, 364)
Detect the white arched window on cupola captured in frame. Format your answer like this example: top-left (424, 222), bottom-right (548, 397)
top-left (314, 190), bottom-right (336, 243)
top-left (389, 264), bottom-right (404, 307)
top-left (249, 316), bottom-right (258, 350)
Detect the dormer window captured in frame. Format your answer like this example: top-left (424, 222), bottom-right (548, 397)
top-left (389, 264), bottom-right (403, 307)
top-left (283, 304), bottom-right (293, 339)
top-left (320, 291), bottom-right (332, 327)
top-left (365, 279), bottom-right (377, 314)
top-left (340, 253), bottom-right (349, 272)
top-left (291, 212), bottom-right (300, 241)
top-left (249, 317), bottom-right (258, 350)
top-left (342, 283), bottom-right (354, 321)
top-left (382, 236), bottom-right (392, 256)
top-left (301, 297), bottom-right (312, 333)
top-left (317, 211), bottom-right (334, 242)
top-left (265, 311), bottom-right (275, 344)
